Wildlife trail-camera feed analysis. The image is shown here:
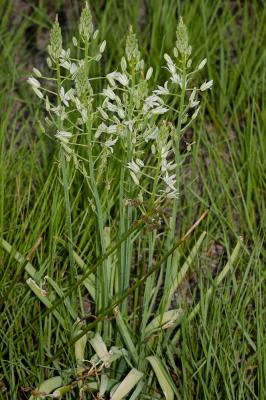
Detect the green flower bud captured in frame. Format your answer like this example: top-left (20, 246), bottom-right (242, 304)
top-left (75, 66), bottom-right (89, 97)
top-left (125, 26), bottom-right (141, 66)
top-left (79, 1), bottom-right (94, 41)
top-left (48, 18), bottom-right (62, 60)
top-left (175, 17), bottom-right (190, 57)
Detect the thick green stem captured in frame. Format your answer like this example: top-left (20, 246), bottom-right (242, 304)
top-left (161, 56), bottom-right (187, 313)
top-left (56, 60), bottom-right (75, 286)
top-left (120, 63), bottom-right (135, 315)
top-left (170, 56), bottom-right (187, 240)
top-left (84, 39), bottom-right (107, 335)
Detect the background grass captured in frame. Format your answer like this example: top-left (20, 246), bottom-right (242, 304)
top-left (0, 0), bottom-right (265, 398)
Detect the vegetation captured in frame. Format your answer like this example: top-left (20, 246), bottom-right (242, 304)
top-left (0, 1), bottom-right (265, 399)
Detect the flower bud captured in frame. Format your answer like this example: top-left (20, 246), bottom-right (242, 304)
top-left (79, 2), bottom-right (94, 41)
top-left (198, 58), bottom-right (207, 70)
top-left (146, 67), bottom-right (153, 80)
top-left (48, 18), bottom-right (62, 60)
top-left (175, 17), bottom-right (190, 57)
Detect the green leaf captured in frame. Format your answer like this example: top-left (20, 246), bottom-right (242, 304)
top-left (110, 368), bottom-right (143, 400)
top-left (161, 231), bottom-right (206, 311)
top-left (147, 356), bottom-right (176, 400)
top-left (144, 309), bottom-right (184, 339)
top-left (114, 306), bottom-right (139, 366)
top-left (89, 333), bottom-right (111, 367)
top-left (29, 376), bottom-right (62, 400)
top-left (26, 278), bottom-right (66, 328)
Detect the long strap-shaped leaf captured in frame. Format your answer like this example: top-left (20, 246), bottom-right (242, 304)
top-left (147, 356), bottom-right (176, 400)
top-left (26, 278), bottom-right (66, 329)
top-left (110, 368), bottom-right (143, 400)
top-left (29, 376), bottom-right (62, 400)
top-left (160, 231), bottom-right (207, 312)
top-left (114, 306), bottom-right (139, 366)
top-left (1, 238), bottom-right (37, 278)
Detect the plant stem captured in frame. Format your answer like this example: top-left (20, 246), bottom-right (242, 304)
top-left (120, 63), bottom-right (135, 315)
top-left (161, 56), bottom-right (187, 312)
top-left (84, 39), bottom-right (108, 336)
top-left (56, 60), bottom-right (76, 289)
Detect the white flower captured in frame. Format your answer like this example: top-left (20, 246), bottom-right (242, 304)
top-left (161, 146), bottom-right (170, 159)
top-left (60, 87), bottom-right (69, 107)
top-left (63, 48), bottom-right (71, 59)
top-left (102, 87), bottom-right (116, 100)
top-left (99, 40), bottom-right (106, 53)
top-left (187, 59), bottom-right (192, 68)
top-left (166, 190), bottom-right (178, 199)
top-left (146, 67), bottom-right (153, 81)
top-left (103, 137), bottom-right (118, 153)
top-left (117, 108), bottom-right (125, 119)
top-left (55, 130), bottom-right (72, 143)
top-left (95, 53), bottom-right (102, 62)
top-left (72, 36), bottom-right (78, 47)
top-left (47, 57), bottom-right (52, 68)
top-left (153, 82), bottom-right (169, 95)
top-left (136, 158), bottom-right (144, 168)
top-left (164, 54), bottom-right (172, 64)
top-left (33, 68), bottom-right (42, 78)
top-left (70, 63), bottom-right (78, 75)
top-left (105, 101), bottom-right (117, 113)
top-left (56, 130), bottom-right (72, 138)
top-left (93, 30), bottom-right (99, 40)
top-left (60, 49), bottom-right (67, 59)
top-left (151, 106), bottom-right (168, 115)
top-left (191, 106), bottom-right (201, 120)
top-left (170, 73), bottom-right (182, 87)
top-left (144, 126), bottom-right (159, 141)
top-left (190, 100), bottom-right (200, 108)
top-left (113, 116), bottom-right (120, 124)
top-left (60, 60), bottom-right (71, 70)
top-left (121, 57), bottom-right (127, 72)
top-left (107, 125), bottom-right (117, 134)
top-left (198, 58), bottom-right (207, 70)
top-left (200, 80), bottom-right (213, 91)
top-left (189, 88), bottom-right (200, 108)
top-left (129, 171), bottom-right (139, 185)
top-left (107, 72), bottom-right (129, 87)
top-left (161, 160), bottom-right (176, 173)
top-left (117, 73), bottom-right (128, 86)
top-left (74, 97), bottom-right (81, 110)
top-left (81, 107), bottom-right (88, 123)
top-left (127, 160), bottom-right (140, 174)
top-left (45, 96), bottom-right (50, 111)
top-left (163, 172), bottom-right (176, 192)
top-left (51, 105), bottom-right (67, 121)
top-left (144, 95), bottom-right (161, 109)
top-left (32, 87), bottom-right (43, 99)
top-left (98, 107), bottom-right (109, 120)
top-left (161, 172), bottom-right (178, 199)
top-left (27, 76), bottom-right (41, 88)
top-left (60, 87), bottom-right (75, 107)
top-left (95, 122), bottom-right (107, 138)
top-left (124, 119), bottom-right (134, 132)
top-left (164, 53), bottom-right (176, 75)
top-left (189, 87), bottom-right (196, 104)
